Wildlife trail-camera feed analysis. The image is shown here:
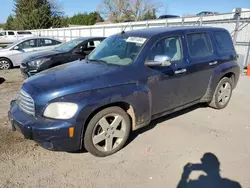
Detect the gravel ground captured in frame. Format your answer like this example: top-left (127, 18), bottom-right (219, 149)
top-left (0, 69), bottom-right (250, 188)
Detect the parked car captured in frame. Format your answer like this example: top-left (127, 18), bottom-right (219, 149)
top-left (158, 15), bottom-right (180, 19)
top-left (0, 30), bottom-right (33, 46)
top-left (9, 26), bottom-right (239, 157)
top-left (20, 37), bottom-right (105, 78)
top-left (197, 11), bottom-right (219, 16)
top-left (0, 37), bottom-right (62, 70)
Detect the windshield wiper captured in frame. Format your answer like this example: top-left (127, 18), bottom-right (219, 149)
top-left (88, 59), bottom-right (108, 65)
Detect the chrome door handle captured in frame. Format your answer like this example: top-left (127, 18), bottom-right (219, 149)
top-left (175, 69), bottom-right (187, 74)
top-left (209, 61), bottom-right (217, 66)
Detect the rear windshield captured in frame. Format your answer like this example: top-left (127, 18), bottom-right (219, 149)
top-left (17, 31), bottom-right (32, 35)
top-left (214, 31), bottom-right (234, 52)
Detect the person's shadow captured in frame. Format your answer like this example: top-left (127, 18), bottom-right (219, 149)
top-left (177, 153), bottom-right (242, 188)
top-left (0, 77), bottom-right (5, 85)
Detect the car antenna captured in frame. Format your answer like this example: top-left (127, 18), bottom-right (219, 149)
top-left (121, 21), bottom-right (131, 34)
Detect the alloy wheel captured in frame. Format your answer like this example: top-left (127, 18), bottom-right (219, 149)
top-left (92, 113), bottom-right (127, 152)
top-left (217, 81), bottom-right (231, 106)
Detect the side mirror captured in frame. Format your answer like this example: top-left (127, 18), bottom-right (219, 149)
top-left (145, 55), bottom-right (171, 67)
top-left (13, 46), bottom-right (19, 50)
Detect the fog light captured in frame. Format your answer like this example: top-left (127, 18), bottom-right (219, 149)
top-left (69, 127), bottom-right (74, 137)
top-left (41, 141), bottom-right (53, 150)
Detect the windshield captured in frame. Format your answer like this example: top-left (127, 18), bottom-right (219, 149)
top-left (4, 40), bottom-right (22, 49)
top-left (88, 35), bottom-right (147, 66)
top-left (55, 38), bottom-right (84, 52)
top-left (0, 31), bottom-right (6, 36)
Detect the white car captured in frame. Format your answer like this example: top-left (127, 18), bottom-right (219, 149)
top-left (0, 30), bottom-right (34, 46)
top-left (0, 37), bottom-right (62, 70)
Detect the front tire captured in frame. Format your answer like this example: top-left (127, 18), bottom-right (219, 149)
top-left (209, 77), bottom-right (233, 109)
top-left (0, 58), bottom-right (12, 70)
top-left (84, 107), bottom-right (131, 157)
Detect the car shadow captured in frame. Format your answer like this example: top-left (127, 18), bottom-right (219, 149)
top-left (126, 103), bottom-right (207, 146)
top-left (177, 152), bottom-right (242, 188)
top-left (0, 77), bottom-right (5, 85)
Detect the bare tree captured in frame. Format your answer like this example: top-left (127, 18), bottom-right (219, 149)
top-left (98, 0), bottom-right (162, 22)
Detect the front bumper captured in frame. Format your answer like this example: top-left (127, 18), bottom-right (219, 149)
top-left (20, 63), bottom-right (38, 78)
top-left (9, 101), bottom-right (81, 151)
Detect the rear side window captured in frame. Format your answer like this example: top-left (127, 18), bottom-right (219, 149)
top-left (39, 39), bottom-right (60, 46)
top-left (214, 31), bottom-right (234, 52)
top-left (53, 40), bottom-right (61, 45)
top-left (8, 31), bottom-right (15, 35)
top-left (17, 31), bottom-right (32, 35)
top-left (187, 33), bottom-right (213, 58)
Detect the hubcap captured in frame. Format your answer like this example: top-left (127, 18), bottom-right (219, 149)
top-left (0, 60), bottom-right (10, 70)
top-left (217, 82), bottom-right (231, 106)
top-left (92, 113), bottom-right (127, 152)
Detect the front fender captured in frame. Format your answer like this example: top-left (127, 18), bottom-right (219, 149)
top-left (61, 83), bottom-right (152, 131)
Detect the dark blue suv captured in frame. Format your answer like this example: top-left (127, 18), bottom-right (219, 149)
top-left (9, 27), bottom-right (240, 157)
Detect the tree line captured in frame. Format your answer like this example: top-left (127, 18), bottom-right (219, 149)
top-left (3, 0), bottom-right (162, 30)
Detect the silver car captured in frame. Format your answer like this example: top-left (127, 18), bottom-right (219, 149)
top-left (0, 37), bottom-right (62, 70)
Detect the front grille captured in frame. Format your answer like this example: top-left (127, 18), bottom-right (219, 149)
top-left (18, 89), bottom-right (35, 115)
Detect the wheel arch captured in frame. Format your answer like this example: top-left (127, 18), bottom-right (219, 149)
top-left (83, 101), bottom-right (136, 132)
top-left (0, 57), bottom-right (13, 68)
top-left (220, 72), bottom-right (236, 88)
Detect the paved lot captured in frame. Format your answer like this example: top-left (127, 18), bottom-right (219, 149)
top-left (0, 69), bottom-right (250, 188)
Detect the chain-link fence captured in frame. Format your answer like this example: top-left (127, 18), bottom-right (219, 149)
top-left (31, 9), bottom-right (250, 70)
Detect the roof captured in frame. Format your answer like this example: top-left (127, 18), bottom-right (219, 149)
top-left (122, 26), bottom-right (226, 38)
top-left (18, 36), bottom-right (62, 41)
top-left (71, 36), bottom-right (106, 41)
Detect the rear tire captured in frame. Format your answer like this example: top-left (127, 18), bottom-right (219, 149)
top-left (209, 77), bottom-right (233, 109)
top-left (0, 58), bottom-right (12, 70)
top-left (84, 107), bottom-right (131, 157)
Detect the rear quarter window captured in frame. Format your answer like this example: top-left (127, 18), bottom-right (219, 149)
top-left (187, 33), bottom-right (213, 58)
top-left (214, 31), bottom-right (234, 52)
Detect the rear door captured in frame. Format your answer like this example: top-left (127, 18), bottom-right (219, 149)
top-left (178, 31), bottom-right (217, 104)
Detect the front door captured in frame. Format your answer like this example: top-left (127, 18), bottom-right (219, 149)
top-left (146, 35), bottom-right (188, 115)
top-left (11, 39), bottom-right (39, 66)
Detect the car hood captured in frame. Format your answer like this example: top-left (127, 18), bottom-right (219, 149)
top-left (23, 50), bottom-right (62, 62)
top-left (22, 60), bottom-right (134, 103)
top-left (0, 48), bottom-right (10, 53)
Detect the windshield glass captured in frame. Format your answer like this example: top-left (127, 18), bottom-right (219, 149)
top-left (4, 40), bottom-right (22, 49)
top-left (0, 31), bottom-right (6, 36)
top-left (88, 35), bottom-right (147, 66)
top-left (55, 38), bottom-right (84, 52)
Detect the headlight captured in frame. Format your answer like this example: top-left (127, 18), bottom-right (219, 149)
top-left (44, 102), bottom-right (78, 119)
top-left (28, 58), bottom-right (50, 67)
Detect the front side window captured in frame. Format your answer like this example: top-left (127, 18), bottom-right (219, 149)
top-left (214, 31), bottom-right (234, 52)
top-left (18, 39), bottom-right (38, 49)
top-left (88, 35), bottom-right (147, 66)
top-left (148, 37), bottom-right (182, 62)
top-left (187, 33), bottom-right (213, 58)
